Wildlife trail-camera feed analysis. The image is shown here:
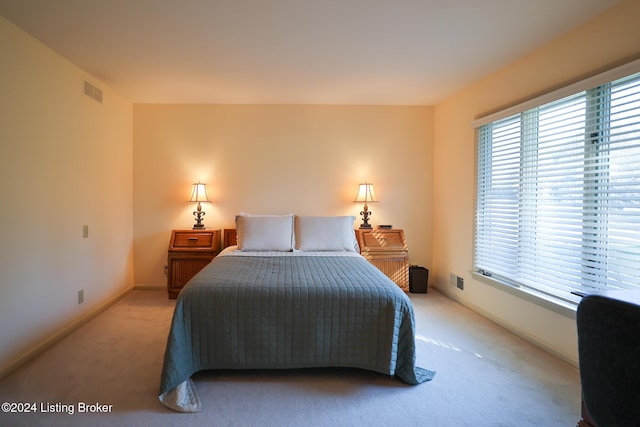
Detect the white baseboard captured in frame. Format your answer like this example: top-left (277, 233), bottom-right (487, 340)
top-left (434, 284), bottom-right (579, 368)
top-left (0, 286), bottom-right (134, 380)
top-left (134, 284), bottom-right (165, 291)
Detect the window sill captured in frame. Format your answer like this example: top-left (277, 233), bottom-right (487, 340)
top-left (471, 272), bottom-right (577, 320)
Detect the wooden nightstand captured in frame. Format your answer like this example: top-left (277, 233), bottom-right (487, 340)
top-left (167, 229), bottom-right (221, 299)
top-left (356, 228), bottom-right (409, 291)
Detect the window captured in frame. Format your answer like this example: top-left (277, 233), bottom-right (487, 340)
top-left (474, 64), bottom-right (640, 306)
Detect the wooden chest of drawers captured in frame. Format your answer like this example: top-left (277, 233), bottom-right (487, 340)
top-left (167, 229), bottom-right (220, 299)
top-left (356, 228), bottom-right (409, 291)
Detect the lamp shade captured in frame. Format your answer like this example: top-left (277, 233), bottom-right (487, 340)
top-left (188, 182), bottom-right (210, 203)
top-left (354, 182), bottom-right (378, 203)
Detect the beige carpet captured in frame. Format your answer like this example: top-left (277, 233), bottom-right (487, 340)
top-left (0, 289), bottom-right (581, 426)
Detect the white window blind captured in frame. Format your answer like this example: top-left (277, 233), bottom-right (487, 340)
top-left (475, 69), bottom-right (640, 305)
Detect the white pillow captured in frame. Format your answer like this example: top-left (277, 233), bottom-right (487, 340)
top-left (235, 213), bottom-right (294, 251)
top-left (295, 216), bottom-right (357, 252)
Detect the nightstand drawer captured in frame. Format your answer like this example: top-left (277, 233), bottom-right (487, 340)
top-left (356, 229), bottom-right (407, 252)
top-left (170, 231), bottom-right (215, 250)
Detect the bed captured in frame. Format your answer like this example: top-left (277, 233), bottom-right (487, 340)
top-left (159, 214), bottom-right (434, 412)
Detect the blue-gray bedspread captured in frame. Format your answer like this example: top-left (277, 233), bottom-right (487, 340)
top-left (159, 254), bottom-right (434, 410)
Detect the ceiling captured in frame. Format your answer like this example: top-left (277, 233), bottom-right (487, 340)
top-left (0, 0), bottom-right (621, 105)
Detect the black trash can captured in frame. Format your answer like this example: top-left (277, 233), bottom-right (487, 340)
top-left (409, 266), bottom-right (428, 293)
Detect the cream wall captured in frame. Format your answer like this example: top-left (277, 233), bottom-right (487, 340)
top-left (132, 104), bottom-right (434, 287)
top-left (0, 17), bottom-right (134, 374)
top-left (432, 0), bottom-right (640, 366)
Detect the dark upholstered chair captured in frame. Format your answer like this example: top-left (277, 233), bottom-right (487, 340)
top-left (576, 290), bottom-right (640, 426)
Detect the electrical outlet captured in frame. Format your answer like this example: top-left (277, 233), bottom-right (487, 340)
top-left (457, 276), bottom-right (464, 290)
top-left (83, 224), bottom-right (89, 238)
top-left (78, 289), bottom-right (84, 304)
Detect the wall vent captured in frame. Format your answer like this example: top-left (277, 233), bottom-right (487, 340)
top-left (84, 81), bottom-right (103, 103)
top-left (450, 273), bottom-right (464, 290)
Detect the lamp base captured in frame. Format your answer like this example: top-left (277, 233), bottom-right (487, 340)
top-left (193, 206), bottom-right (206, 230)
top-left (359, 206), bottom-right (373, 229)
